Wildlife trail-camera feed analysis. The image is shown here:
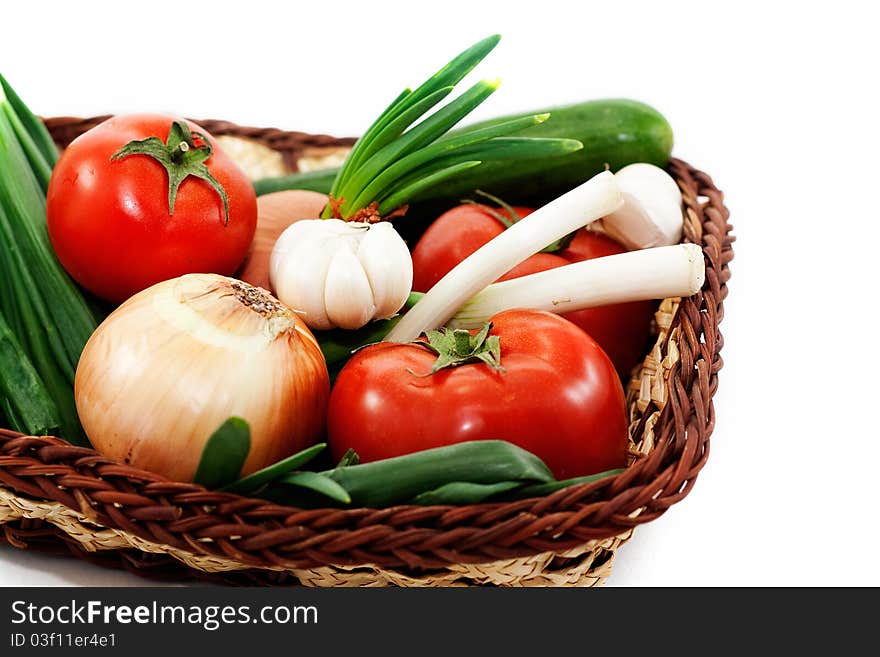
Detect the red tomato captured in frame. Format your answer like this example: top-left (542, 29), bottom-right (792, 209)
top-left (47, 114), bottom-right (257, 303)
top-left (411, 203), bottom-right (534, 292)
top-left (411, 204), bottom-right (655, 376)
top-left (327, 309), bottom-right (628, 479)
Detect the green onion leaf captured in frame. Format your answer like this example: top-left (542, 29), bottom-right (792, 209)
top-left (0, 103), bottom-right (53, 193)
top-left (337, 78), bottom-right (499, 215)
top-left (347, 114), bottom-right (552, 211)
top-left (332, 34), bottom-right (501, 197)
top-left (331, 87), bottom-right (411, 197)
top-left (220, 443), bottom-right (327, 495)
top-left (511, 469), bottom-right (625, 499)
top-left (0, 109), bottom-right (98, 374)
top-left (377, 160), bottom-right (482, 215)
top-left (193, 417), bottom-right (251, 490)
top-left (277, 471), bottom-right (352, 505)
top-left (0, 74), bottom-right (58, 169)
top-left (410, 480), bottom-right (522, 505)
top-left (0, 200), bottom-right (84, 443)
top-left (0, 310), bottom-right (60, 436)
top-left (324, 440), bottom-right (554, 508)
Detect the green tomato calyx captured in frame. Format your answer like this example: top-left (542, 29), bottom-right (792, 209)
top-left (110, 120), bottom-right (230, 225)
top-left (414, 322), bottom-right (504, 376)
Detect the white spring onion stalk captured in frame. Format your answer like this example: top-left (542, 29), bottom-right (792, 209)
top-left (270, 219), bottom-right (413, 331)
top-left (447, 243), bottom-right (705, 329)
top-left (74, 274), bottom-right (329, 483)
top-left (385, 170), bottom-right (623, 342)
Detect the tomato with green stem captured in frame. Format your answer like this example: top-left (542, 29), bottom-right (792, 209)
top-left (47, 114), bottom-right (257, 303)
top-left (327, 309), bottom-right (628, 480)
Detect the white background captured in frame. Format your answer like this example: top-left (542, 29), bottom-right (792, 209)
top-left (1, 1), bottom-right (877, 586)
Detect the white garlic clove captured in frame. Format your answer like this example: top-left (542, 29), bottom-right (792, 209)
top-left (601, 163), bottom-right (683, 250)
top-left (271, 221), bottom-right (336, 330)
top-left (269, 219), bottom-right (325, 288)
top-left (323, 243), bottom-right (377, 330)
top-left (357, 222), bottom-right (413, 319)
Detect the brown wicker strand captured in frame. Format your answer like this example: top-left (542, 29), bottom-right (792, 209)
top-left (40, 116), bottom-right (356, 172)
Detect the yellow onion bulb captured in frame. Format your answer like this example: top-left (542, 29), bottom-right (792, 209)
top-left (74, 273), bottom-right (330, 483)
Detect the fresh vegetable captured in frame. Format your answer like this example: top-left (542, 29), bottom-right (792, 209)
top-left (214, 439), bottom-right (620, 507)
top-left (450, 243), bottom-right (703, 374)
top-left (221, 442), bottom-right (327, 495)
top-left (315, 292), bottom-right (421, 371)
top-left (266, 35), bottom-right (580, 331)
top-left (193, 417), bottom-right (252, 489)
top-left (323, 439), bottom-right (555, 507)
top-left (238, 190), bottom-right (327, 291)
top-left (386, 170), bottom-right (623, 343)
top-left (409, 480), bottom-right (522, 505)
top-left (0, 73), bottom-right (59, 192)
top-left (254, 168), bottom-right (338, 197)
top-left (411, 198), bottom-right (536, 293)
top-left (245, 440), bottom-right (555, 508)
top-left (328, 309), bottom-right (628, 480)
top-left (278, 471), bottom-right (352, 505)
top-left (252, 98), bottom-right (674, 207)
top-left (425, 99), bottom-right (674, 205)
top-left (0, 310), bottom-right (60, 436)
top-left (412, 468), bottom-right (624, 504)
top-left (596, 163), bottom-right (684, 249)
top-left (74, 274), bottom-right (329, 482)
top-left (0, 74), bottom-right (97, 444)
top-left (508, 469), bottom-right (624, 499)
top-left (411, 195), bottom-right (683, 375)
top-left (271, 219), bottom-right (414, 330)
top-left (317, 242), bottom-right (703, 376)
top-left (453, 243), bottom-right (704, 327)
top-left (46, 115), bottom-right (258, 303)
top-left (323, 35), bottom-right (580, 221)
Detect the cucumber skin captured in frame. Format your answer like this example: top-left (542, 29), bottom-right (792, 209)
top-left (252, 98), bottom-right (673, 205)
top-left (425, 98), bottom-right (674, 204)
top-left (252, 167), bottom-right (338, 196)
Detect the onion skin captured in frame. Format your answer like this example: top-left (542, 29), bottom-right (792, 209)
top-left (74, 273), bottom-right (329, 483)
top-left (237, 190), bottom-right (329, 291)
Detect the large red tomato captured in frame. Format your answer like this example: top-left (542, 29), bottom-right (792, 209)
top-left (47, 114), bottom-right (257, 303)
top-left (411, 203), bottom-right (656, 376)
top-left (327, 309), bottom-right (628, 479)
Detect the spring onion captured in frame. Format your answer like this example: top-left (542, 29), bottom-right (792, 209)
top-left (0, 309), bottom-right (60, 435)
top-left (385, 170), bottom-right (623, 342)
top-left (0, 74), bottom-right (98, 443)
top-left (447, 243), bottom-right (705, 329)
top-left (323, 34), bottom-right (581, 220)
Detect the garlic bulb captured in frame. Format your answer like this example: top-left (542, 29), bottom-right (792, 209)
top-left (74, 273), bottom-right (329, 483)
top-left (270, 219), bottom-right (413, 330)
top-left (599, 163), bottom-right (683, 250)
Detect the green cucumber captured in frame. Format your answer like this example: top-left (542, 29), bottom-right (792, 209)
top-left (252, 167), bottom-right (338, 196)
top-left (426, 98), bottom-right (673, 204)
top-left (253, 98), bottom-right (673, 205)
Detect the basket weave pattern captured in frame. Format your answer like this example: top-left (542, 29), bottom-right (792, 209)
top-left (0, 118), bottom-right (733, 586)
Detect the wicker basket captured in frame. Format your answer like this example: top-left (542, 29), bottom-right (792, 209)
top-left (0, 117), bottom-right (733, 587)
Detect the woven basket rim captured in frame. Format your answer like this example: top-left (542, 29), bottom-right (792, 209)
top-left (0, 116), bottom-right (734, 576)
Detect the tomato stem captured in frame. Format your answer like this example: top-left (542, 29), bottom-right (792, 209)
top-left (110, 120), bottom-right (230, 225)
top-left (411, 321), bottom-right (504, 376)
